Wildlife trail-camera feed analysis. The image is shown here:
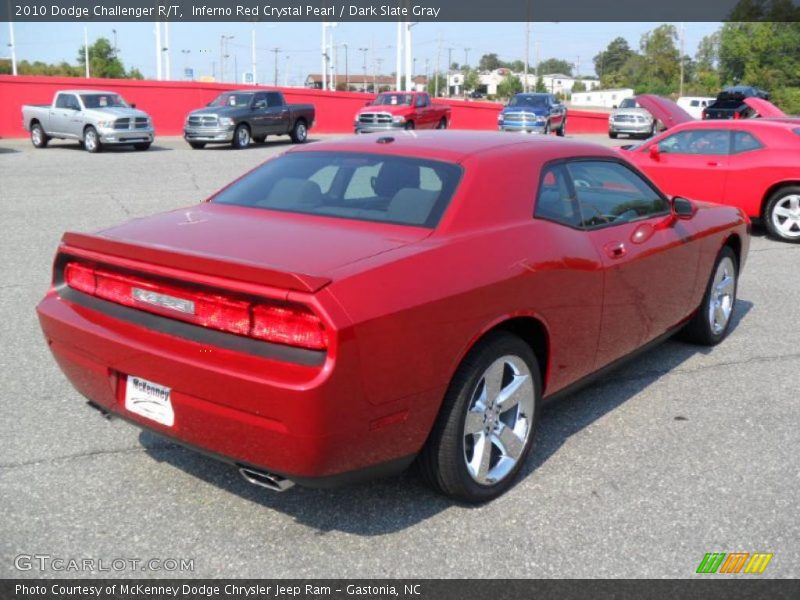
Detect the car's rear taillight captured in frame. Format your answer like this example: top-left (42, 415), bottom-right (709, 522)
top-left (701, 108), bottom-right (708, 119)
top-left (63, 261), bottom-right (328, 350)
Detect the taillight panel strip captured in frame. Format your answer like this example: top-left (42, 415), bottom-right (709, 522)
top-left (59, 259), bottom-right (329, 354)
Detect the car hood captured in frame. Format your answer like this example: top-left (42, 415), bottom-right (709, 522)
top-left (82, 203), bottom-right (430, 291)
top-left (501, 105), bottom-right (548, 116)
top-left (743, 97), bottom-right (786, 118)
top-left (358, 104), bottom-right (413, 115)
top-left (635, 94), bottom-right (694, 129)
top-left (85, 107), bottom-right (150, 119)
top-left (189, 105), bottom-right (248, 117)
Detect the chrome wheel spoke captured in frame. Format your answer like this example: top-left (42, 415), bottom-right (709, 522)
top-left (496, 372), bottom-right (530, 412)
top-left (482, 360), bottom-right (505, 404)
top-left (464, 410), bottom-right (485, 435)
top-left (468, 433), bottom-right (493, 481)
top-left (774, 206), bottom-right (792, 218)
top-left (495, 424), bottom-right (524, 460)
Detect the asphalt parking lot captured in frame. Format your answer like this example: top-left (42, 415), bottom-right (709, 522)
top-left (0, 133), bottom-right (798, 579)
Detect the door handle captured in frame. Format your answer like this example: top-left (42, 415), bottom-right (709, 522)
top-left (603, 241), bottom-right (627, 259)
top-left (707, 161), bottom-right (720, 167)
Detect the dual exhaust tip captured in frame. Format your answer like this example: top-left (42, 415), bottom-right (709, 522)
top-left (238, 466), bottom-right (295, 492)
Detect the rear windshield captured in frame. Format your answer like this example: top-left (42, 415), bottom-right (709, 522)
top-left (212, 152), bottom-right (463, 228)
top-left (619, 98), bottom-right (637, 109)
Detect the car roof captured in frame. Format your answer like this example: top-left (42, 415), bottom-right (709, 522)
top-left (287, 130), bottom-right (617, 164)
top-left (59, 90), bottom-right (120, 95)
top-left (671, 118), bottom-right (799, 133)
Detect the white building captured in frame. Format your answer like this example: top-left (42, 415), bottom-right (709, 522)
top-left (447, 69), bottom-right (600, 97)
top-left (571, 88), bottom-right (635, 108)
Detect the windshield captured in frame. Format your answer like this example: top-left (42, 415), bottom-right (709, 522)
top-left (212, 152), bottom-right (463, 228)
top-left (508, 95), bottom-right (548, 108)
top-left (209, 93), bottom-right (254, 108)
top-left (80, 94), bottom-right (128, 109)
top-left (372, 94), bottom-right (414, 106)
top-left (619, 98), bottom-right (637, 109)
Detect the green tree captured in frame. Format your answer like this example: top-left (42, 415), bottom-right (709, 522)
top-left (593, 37), bottom-right (633, 79)
top-left (537, 58), bottom-right (573, 76)
top-left (728, 0), bottom-right (800, 20)
top-left (78, 37), bottom-right (126, 79)
top-left (426, 73), bottom-right (447, 97)
top-left (463, 68), bottom-right (481, 92)
top-left (478, 53), bottom-right (502, 71)
top-left (637, 24), bottom-right (681, 94)
top-left (719, 22), bottom-right (800, 91)
top-left (497, 74), bottom-right (523, 98)
top-left (534, 77), bottom-right (548, 93)
top-left (507, 60), bottom-right (526, 73)
top-left (571, 80), bottom-right (587, 93)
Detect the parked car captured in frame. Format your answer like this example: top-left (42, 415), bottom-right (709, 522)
top-left (354, 91), bottom-right (450, 133)
top-left (702, 86), bottom-right (770, 120)
top-left (620, 95), bottom-right (800, 242)
top-left (498, 93), bottom-right (566, 135)
top-left (608, 97), bottom-right (658, 139)
top-left (677, 96), bottom-right (715, 119)
top-left (22, 90), bottom-right (154, 153)
top-left (37, 131), bottom-right (749, 502)
top-left (184, 90), bottom-right (314, 149)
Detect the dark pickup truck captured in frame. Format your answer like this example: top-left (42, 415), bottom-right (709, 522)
top-left (702, 86), bottom-right (770, 120)
top-left (184, 90), bottom-right (314, 149)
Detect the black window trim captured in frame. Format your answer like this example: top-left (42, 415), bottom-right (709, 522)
top-left (534, 156), bottom-right (672, 232)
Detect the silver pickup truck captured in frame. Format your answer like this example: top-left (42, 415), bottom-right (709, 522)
top-left (22, 90), bottom-right (155, 153)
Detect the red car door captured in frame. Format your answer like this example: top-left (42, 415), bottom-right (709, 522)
top-left (634, 128), bottom-right (732, 204)
top-left (565, 160), bottom-right (700, 368)
top-left (720, 129), bottom-right (772, 217)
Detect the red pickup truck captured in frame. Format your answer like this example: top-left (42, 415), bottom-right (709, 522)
top-left (355, 91), bottom-right (450, 133)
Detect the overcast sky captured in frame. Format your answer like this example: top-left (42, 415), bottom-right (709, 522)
top-left (1, 21), bottom-right (720, 84)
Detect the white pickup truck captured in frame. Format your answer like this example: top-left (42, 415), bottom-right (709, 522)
top-left (22, 89), bottom-right (155, 153)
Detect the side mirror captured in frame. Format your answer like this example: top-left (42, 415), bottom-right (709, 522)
top-left (612, 104), bottom-right (618, 109)
top-left (672, 197), bottom-right (696, 220)
top-left (365, 101), bottom-right (371, 106)
top-left (130, 103), bottom-right (137, 109)
top-left (649, 144), bottom-right (661, 161)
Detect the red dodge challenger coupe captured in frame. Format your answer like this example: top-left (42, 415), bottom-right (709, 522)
top-left (37, 132), bottom-right (749, 502)
top-left (621, 95), bottom-right (800, 243)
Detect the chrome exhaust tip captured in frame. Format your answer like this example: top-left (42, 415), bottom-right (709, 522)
top-left (238, 466), bottom-right (295, 492)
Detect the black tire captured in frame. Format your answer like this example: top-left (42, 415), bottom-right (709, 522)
top-left (83, 126), bottom-right (101, 153)
top-left (290, 120), bottom-right (308, 143)
top-left (543, 122), bottom-right (551, 135)
top-left (30, 123), bottom-right (49, 148)
top-left (231, 124), bottom-right (251, 149)
top-left (556, 118), bottom-right (566, 137)
top-left (763, 186), bottom-right (800, 243)
top-left (404, 121), bottom-right (416, 130)
top-left (437, 118), bottom-right (447, 130)
top-left (189, 142), bottom-right (206, 150)
top-left (609, 131), bottom-right (618, 139)
top-left (133, 143), bottom-right (151, 151)
top-left (252, 135), bottom-right (267, 144)
top-left (679, 246), bottom-right (738, 346)
top-left (419, 331), bottom-right (542, 503)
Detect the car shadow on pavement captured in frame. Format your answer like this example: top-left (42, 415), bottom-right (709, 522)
top-left (200, 138), bottom-right (321, 151)
top-left (37, 142), bottom-right (172, 152)
top-left (0, 147), bottom-right (20, 154)
top-left (141, 299), bottom-right (752, 535)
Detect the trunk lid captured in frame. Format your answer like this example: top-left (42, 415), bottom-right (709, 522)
top-left (635, 94), bottom-right (695, 129)
top-left (743, 97), bottom-right (786, 118)
top-left (63, 203), bottom-right (430, 293)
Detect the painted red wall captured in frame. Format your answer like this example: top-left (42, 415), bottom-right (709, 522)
top-left (0, 75), bottom-right (609, 139)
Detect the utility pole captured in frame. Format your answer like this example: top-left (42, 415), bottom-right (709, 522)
top-left (321, 23), bottom-right (327, 90)
top-left (463, 47), bottom-right (470, 69)
top-left (404, 22), bottom-right (414, 93)
top-left (8, 20), bottom-right (17, 76)
top-left (343, 43), bottom-right (349, 91)
top-left (163, 22), bottom-right (171, 81)
top-left (359, 47), bottom-right (368, 91)
top-left (272, 47), bottom-right (280, 86)
top-left (155, 22), bottom-right (162, 81)
top-left (435, 33), bottom-right (442, 97)
top-left (251, 28), bottom-right (257, 85)
top-left (83, 27), bottom-right (90, 78)
top-left (535, 40), bottom-right (540, 89)
top-left (396, 21), bottom-right (403, 91)
top-left (679, 22), bottom-right (685, 97)
top-left (524, 20), bottom-right (530, 92)
top-left (446, 47), bottom-right (454, 96)
top-left (375, 58), bottom-right (384, 92)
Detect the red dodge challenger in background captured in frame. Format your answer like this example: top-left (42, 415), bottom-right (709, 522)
top-left (621, 95), bottom-right (800, 242)
top-left (37, 132), bottom-right (749, 502)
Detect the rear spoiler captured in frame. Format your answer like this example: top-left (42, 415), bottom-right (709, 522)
top-left (61, 231), bottom-right (332, 293)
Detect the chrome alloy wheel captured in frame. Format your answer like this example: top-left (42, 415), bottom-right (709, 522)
top-left (463, 355), bottom-right (534, 485)
top-left (708, 256), bottom-right (736, 335)
top-left (295, 122), bottom-right (307, 141)
top-left (84, 129), bottom-right (98, 152)
top-left (237, 126), bottom-right (250, 146)
top-left (771, 194), bottom-right (800, 239)
top-left (32, 126), bottom-right (42, 146)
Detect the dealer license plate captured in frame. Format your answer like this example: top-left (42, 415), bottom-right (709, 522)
top-left (124, 376), bottom-right (174, 427)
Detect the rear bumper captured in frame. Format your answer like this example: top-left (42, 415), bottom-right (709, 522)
top-left (36, 289), bottom-right (432, 485)
top-left (184, 126), bottom-right (235, 143)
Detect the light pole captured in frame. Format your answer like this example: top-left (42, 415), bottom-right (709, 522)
top-left (272, 47), bottom-right (280, 86)
top-left (220, 35), bottom-right (234, 83)
top-left (359, 47), bottom-right (368, 91)
top-left (7, 20), bottom-right (17, 76)
top-left (342, 43), bottom-right (349, 91)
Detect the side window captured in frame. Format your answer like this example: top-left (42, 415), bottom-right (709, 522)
top-left (566, 161), bottom-right (669, 229)
top-left (534, 164), bottom-right (582, 228)
top-left (344, 163), bottom-right (382, 200)
top-left (266, 92), bottom-right (283, 108)
top-left (415, 95), bottom-right (428, 108)
top-left (657, 129), bottom-right (731, 155)
top-left (253, 93), bottom-right (268, 109)
top-left (732, 131), bottom-right (763, 154)
top-left (56, 94), bottom-right (78, 110)
top-left (308, 165), bottom-right (338, 194)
